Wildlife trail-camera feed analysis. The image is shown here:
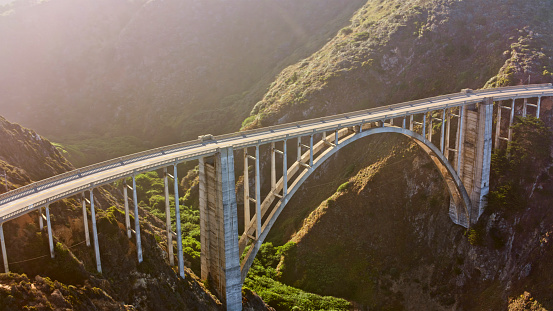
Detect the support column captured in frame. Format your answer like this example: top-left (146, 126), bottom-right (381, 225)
top-left (132, 175), bottom-right (143, 263)
top-left (472, 98), bottom-right (494, 221)
top-left (309, 135), bottom-right (314, 167)
top-left (440, 109), bottom-right (446, 153)
top-left (243, 149), bottom-right (250, 231)
top-left (174, 164), bottom-right (184, 278)
top-left (164, 167), bottom-right (174, 266)
top-left (123, 180), bottom-right (131, 238)
top-left (523, 98), bottom-right (527, 117)
top-left (199, 148), bottom-right (241, 310)
top-left (220, 147), bottom-right (241, 311)
top-left (81, 194), bottom-right (90, 246)
top-left (429, 113), bottom-right (433, 142)
top-left (452, 99), bottom-right (494, 225)
top-left (409, 115), bottom-right (414, 131)
top-left (494, 101), bottom-right (502, 149)
top-left (45, 205), bottom-right (54, 258)
top-left (199, 157), bottom-right (208, 280)
top-left (423, 113), bottom-right (427, 138)
top-left (90, 189), bottom-right (102, 273)
top-left (0, 223), bottom-right (8, 273)
top-left (283, 140), bottom-right (288, 197)
top-left (456, 105), bottom-right (465, 176)
top-left (508, 98), bottom-right (515, 142)
top-left (402, 117), bottom-right (406, 129)
top-left (334, 129), bottom-right (339, 146)
top-left (270, 143), bottom-right (276, 192)
top-left (537, 96), bottom-right (542, 118)
top-left (445, 110), bottom-right (451, 160)
top-left (39, 206), bottom-right (43, 230)
top-left (297, 137), bottom-right (301, 162)
top-left (255, 146), bottom-right (261, 239)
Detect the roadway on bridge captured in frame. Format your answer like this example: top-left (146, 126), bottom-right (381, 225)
top-left (1, 84), bottom-right (552, 221)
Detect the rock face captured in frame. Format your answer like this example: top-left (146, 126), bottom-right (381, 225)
top-left (0, 117), bottom-right (272, 309)
top-left (0, 116), bottom-right (73, 189)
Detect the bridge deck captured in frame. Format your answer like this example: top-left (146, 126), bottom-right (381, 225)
top-left (1, 84), bottom-right (552, 222)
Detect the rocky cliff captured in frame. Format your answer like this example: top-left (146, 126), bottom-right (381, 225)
top-left (0, 116), bottom-right (273, 310)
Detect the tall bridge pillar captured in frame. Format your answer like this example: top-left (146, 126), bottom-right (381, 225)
top-left (455, 98), bottom-right (493, 224)
top-left (199, 147), bottom-right (241, 311)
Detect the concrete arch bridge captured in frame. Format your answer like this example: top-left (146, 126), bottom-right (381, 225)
top-left (0, 84), bottom-right (552, 310)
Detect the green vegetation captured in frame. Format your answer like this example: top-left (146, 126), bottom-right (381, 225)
top-left (508, 292), bottom-right (547, 311)
top-left (132, 170), bottom-right (351, 310)
top-left (126, 171), bottom-right (202, 272)
top-left (53, 136), bottom-right (151, 168)
top-left (242, 115), bottom-right (257, 129)
top-left (243, 243), bottom-right (351, 311)
top-left (467, 227), bottom-right (483, 246)
top-left (488, 117), bottom-right (552, 215)
top-left (336, 182), bottom-right (349, 192)
top-left (339, 27), bottom-right (353, 36)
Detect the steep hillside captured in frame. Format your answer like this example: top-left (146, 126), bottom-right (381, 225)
top-left (250, 0), bottom-right (553, 255)
top-left (0, 0), bottom-right (365, 166)
top-left (235, 0), bottom-right (553, 309)
top-left (244, 0), bottom-right (553, 129)
top-left (0, 116), bottom-right (72, 187)
top-left (0, 116), bottom-right (273, 310)
top-left (275, 111), bottom-right (553, 309)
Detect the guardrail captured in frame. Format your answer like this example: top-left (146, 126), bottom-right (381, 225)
top-left (1, 84), bottom-right (552, 208)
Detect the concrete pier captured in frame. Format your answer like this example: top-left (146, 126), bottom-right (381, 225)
top-left (0, 223), bottom-right (8, 273)
top-left (255, 146), bottom-right (261, 239)
top-left (174, 164), bottom-right (184, 278)
top-left (123, 180), bottom-right (131, 238)
top-left (451, 98), bottom-right (493, 223)
top-left (82, 194), bottom-right (90, 246)
top-left (132, 175), bottom-right (143, 263)
top-left (472, 98), bottom-right (493, 220)
top-left (39, 206), bottom-right (43, 230)
top-left (199, 148), bottom-right (241, 311)
top-left (46, 205), bottom-right (54, 258)
top-left (163, 167), bottom-right (174, 266)
top-left (90, 190), bottom-right (102, 273)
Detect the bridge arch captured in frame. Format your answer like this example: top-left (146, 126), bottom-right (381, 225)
top-left (240, 125), bottom-right (472, 281)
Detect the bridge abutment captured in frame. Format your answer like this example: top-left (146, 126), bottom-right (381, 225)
top-left (199, 147), bottom-right (241, 311)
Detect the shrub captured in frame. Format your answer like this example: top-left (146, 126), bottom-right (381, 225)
top-left (339, 27), bottom-right (353, 35)
top-left (467, 227), bottom-right (483, 246)
top-left (354, 31), bottom-right (370, 41)
top-left (242, 115), bottom-right (257, 129)
top-left (337, 182), bottom-right (349, 192)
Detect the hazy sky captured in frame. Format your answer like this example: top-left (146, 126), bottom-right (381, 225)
top-left (0, 0), bottom-right (15, 5)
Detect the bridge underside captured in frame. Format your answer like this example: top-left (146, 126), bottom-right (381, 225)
top-left (199, 100), bottom-right (497, 310)
top-left (235, 98), bottom-right (497, 290)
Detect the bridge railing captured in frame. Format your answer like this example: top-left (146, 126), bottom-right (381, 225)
top-left (1, 83), bottom-right (552, 207)
top-left (219, 83), bottom-right (553, 141)
top-left (0, 138), bottom-right (203, 206)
